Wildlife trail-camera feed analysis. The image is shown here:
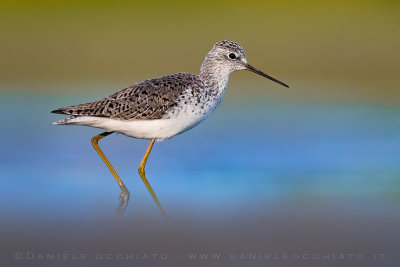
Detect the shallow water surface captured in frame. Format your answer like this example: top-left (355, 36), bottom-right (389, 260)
top-left (0, 92), bottom-right (399, 266)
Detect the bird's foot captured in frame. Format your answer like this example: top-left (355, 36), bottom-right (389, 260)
top-left (116, 189), bottom-right (130, 216)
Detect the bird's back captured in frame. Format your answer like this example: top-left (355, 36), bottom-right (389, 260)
top-left (52, 72), bottom-right (205, 122)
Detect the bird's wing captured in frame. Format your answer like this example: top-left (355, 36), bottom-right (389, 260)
top-left (51, 73), bottom-right (204, 120)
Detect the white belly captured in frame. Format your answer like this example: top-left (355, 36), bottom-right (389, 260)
top-left (62, 113), bottom-right (207, 140)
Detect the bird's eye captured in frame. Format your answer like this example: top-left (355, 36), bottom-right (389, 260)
top-left (228, 53), bottom-right (236, 59)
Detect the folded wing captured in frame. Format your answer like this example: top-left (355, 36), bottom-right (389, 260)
top-left (51, 73), bottom-right (204, 120)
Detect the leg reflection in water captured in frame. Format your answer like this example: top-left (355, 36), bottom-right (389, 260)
top-left (91, 132), bottom-right (166, 217)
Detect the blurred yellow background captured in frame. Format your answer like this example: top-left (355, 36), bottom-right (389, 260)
top-left (1, 0), bottom-right (399, 103)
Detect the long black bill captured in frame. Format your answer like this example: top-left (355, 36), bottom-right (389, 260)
top-left (245, 63), bottom-right (289, 88)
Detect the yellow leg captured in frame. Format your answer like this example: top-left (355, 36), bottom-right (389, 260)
top-left (91, 132), bottom-right (129, 214)
top-left (138, 139), bottom-right (167, 218)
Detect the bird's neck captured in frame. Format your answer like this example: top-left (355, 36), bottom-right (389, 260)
top-left (199, 56), bottom-right (231, 99)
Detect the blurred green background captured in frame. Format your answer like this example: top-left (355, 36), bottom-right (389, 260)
top-left (1, 0), bottom-right (399, 103)
top-left (1, 1), bottom-right (400, 266)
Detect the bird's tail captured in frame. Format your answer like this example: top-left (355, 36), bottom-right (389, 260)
top-left (51, 102), bottom-right (98, 125)
top-left (51, 104), bottom-right (85, 115)
top-left (52, 115), bottom-right (77, 125)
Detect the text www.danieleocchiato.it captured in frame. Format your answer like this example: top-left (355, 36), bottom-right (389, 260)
top-left (13, 251), bottom-right (385, 262)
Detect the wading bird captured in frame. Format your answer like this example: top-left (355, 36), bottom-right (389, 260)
top-left (52, 40), bottom-right (288, 216)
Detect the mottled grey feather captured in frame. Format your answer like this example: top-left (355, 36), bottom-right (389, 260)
top-left (52, 73), bottom-right (204, 120)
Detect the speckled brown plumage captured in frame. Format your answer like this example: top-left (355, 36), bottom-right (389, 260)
top-left (52, 72), bottom-right (204, 120)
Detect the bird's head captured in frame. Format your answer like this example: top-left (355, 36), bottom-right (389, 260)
top-left (201, 40), bottom-right (289, 88)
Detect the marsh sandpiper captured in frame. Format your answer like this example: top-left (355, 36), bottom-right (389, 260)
top-left (52, 40), bottom-right (289, 217)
